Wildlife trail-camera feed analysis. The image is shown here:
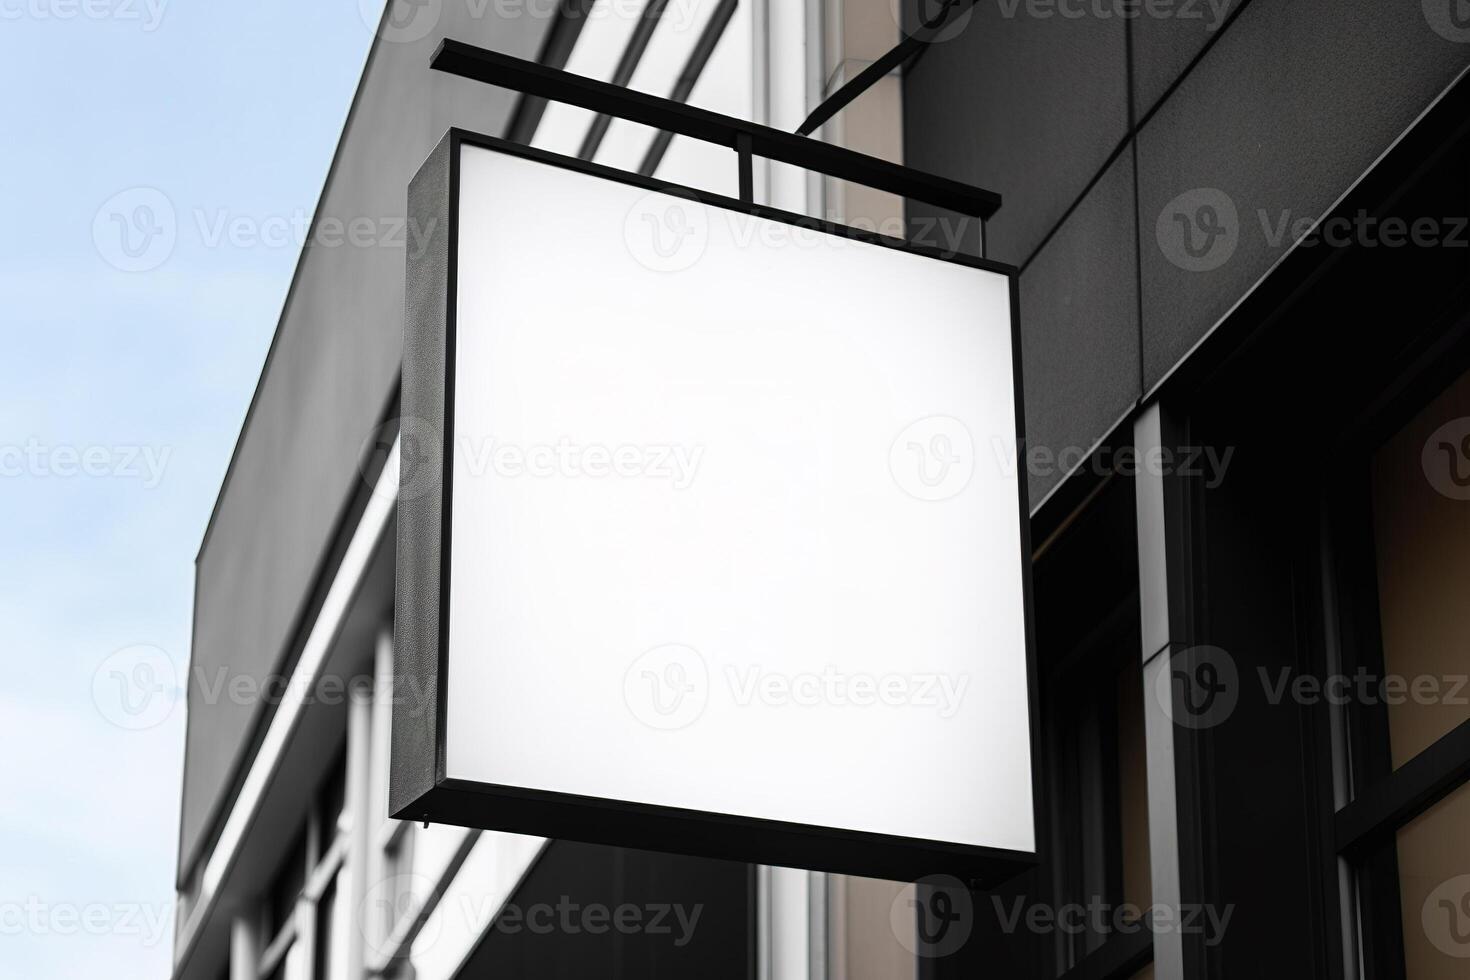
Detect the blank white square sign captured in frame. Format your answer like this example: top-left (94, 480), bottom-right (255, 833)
top-left (444, 145), bottom-right (1034, 856)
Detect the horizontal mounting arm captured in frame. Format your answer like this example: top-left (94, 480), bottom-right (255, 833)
top-left (431, 38), bottom-right (1001, 219)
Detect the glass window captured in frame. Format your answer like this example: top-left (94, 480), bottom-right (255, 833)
top-left (1331, 356), bottom-right (1470, 980)
top-left (1370, 365), bottom-right (1470, 768)
top-left (530, 0), bottom-right (753, 198)
top-left (379, 823), bottom-right (420, 941)
top-left (261, 940), bottom-right (307, 980)
top-left (533, 0), bottom-right (653, 157)
top-left (316, 750), bottom-right (347, 848)
top-left (283, 942), bottom-right (309, 980)
top-left (1395, 780), bottom-right (1470, 977)
top-left (314, 871), bottom-right (350, 980)
top-left (1053, 636), bottom-right (1151, 965)
top-left (1117, 655), bottom-right (1153, 914)
top-left (597, 0), bottom-right (738, 172)
top-left (523, 0), bottom-right (919, 227)
top-left (638, 0), bottom-right (753, 196)
top-left (268, 829), bottom-right (308, 940)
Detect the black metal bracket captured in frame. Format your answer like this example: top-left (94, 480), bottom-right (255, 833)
top-left (797, 0), bottom-right (977, 138)
top-left (430, 37), bottom-right (1001, 220)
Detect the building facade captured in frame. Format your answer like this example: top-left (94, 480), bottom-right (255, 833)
top-left (173, 1), bottom-right (1470, 978)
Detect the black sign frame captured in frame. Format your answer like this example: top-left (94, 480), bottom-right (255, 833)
top-left (391, 49), bottom-right (1038, 886)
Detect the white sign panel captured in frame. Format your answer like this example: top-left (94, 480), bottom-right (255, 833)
top-left (393, 131), bottom-right (1036, 884)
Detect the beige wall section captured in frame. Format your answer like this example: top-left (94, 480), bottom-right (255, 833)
top-left (827, 876), bottom-right (915, 980)
top-left (1370, 366), bottom-right (1470, 768)
top-left (823, 75), bottom-right (906, 233)
top-left (817, 0), bottom-right (905, 230)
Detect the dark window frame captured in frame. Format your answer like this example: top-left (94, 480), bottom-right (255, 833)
top-left (1047, 601), bottom-right (1135, 959)
top-left (1311, 322), bottom-right (1470, 980)
top-left (1033, 472), bottom-right (1154, 980)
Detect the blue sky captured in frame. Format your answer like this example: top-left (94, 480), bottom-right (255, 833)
top-left (0, 3), bottom-right (379, 976)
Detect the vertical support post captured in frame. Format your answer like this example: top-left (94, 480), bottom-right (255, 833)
top-left (1134, 401), bottom-right (1189, 980)
top-left (369, 627), bottom-right (395, 847)
top-left (737, 132), bottom-right (755, 204)
top-left (344, 662), bottom-right (376, 980)
top-left (292, 900), bottom-right (316, 980)
top-left (229, 914), bottom-right (258, 980)
top-left (758, 866), bottom-right (826, 980)
top-left (757, 865), bottom-right (773, 980)
top-left (808, 871), bottom-right (829, 980)
top-left (824, 875), bottom-right (846, 980)
top-left (804, 0), bottom-right (828, 218)
top-left (362, 626), bottom-right (396, 965)
top-left (749, 0), bottom-right (772, 205)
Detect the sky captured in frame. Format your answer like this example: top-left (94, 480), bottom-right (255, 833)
top-left (0, 3), bottom-right (381, 977)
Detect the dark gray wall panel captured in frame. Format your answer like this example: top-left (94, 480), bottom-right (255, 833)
top-left (1019, 150), bottom-right (1140, 509)
top-left (1129, 0), bottom-right (1245, 121)
top-left (903, 8), bottom-right (1129, 266)
top-left (1137, 0), bottom-right (1470, 389)
top-left (179, 6), bottom-right (552, 880)
top-left (463, 842), bottom-right (754, 978)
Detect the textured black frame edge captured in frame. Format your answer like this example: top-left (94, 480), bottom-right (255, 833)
top-left (391, 128), bottom-right (1040, 886)
top-left (390, 131), bottom-right (455, 818)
